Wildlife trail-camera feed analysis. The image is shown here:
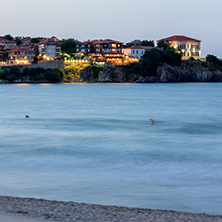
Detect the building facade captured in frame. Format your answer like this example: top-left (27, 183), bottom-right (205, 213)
top-left (7, 47), bottom-right (35, 64)
top-left (76, 39), bottom-right (123, 54)
top-left (122, 46), bottom-right (153, 59)
top-left (158, 35), bottom-right (201, 60)
top-left (38, 39), bottom-right (61, 60)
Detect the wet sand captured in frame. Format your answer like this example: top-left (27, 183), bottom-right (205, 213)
top-left (0, 196), bottom-right (221, 222)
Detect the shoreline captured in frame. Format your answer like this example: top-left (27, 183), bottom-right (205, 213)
top-left (0, 196), bottom-right (221, 222)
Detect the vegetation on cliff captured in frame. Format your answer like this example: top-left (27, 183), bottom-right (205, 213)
top-left (0, 66), bottom-right (64, 83)
top-left (125, 41), bottom-right (182, 78)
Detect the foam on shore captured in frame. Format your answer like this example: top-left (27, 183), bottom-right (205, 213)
top-left (0, 196), bottom-right (221, 222)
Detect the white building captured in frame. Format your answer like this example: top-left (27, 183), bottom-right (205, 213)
top-left (38, 39), bottom-right (61, 59)
top-left (122, 46), bottom-right (153, 59)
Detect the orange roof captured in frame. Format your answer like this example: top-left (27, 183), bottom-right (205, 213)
top-left (0, 39), bottom-right (16, 44)
top-left (158, 35), bottom-right (201, 42)
top-left (82, 39), bottom-right (123, 45)
top-left (131, 46), bottom-right (153, 49)
top-left (8, 47), bottom-right (34, 53)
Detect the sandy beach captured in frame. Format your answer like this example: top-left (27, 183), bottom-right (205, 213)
top-left (0, 196), bottom-right (221, 222)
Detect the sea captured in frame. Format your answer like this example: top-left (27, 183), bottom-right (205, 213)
top-left (0, 83), bottom-right (221, 215)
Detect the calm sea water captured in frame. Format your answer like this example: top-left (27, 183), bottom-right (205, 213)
top-left (0, 83), bottom-right (221, 215)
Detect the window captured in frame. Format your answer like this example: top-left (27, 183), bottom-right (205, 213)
top-left (136, 50), bottom-right (138, 54)
top-left (179, 44), bottom-right (186, 49)
top-left (191, 44), bottom-right (200, 50)
top-left (191, 52), bottom-right (199, 56)
top-left (132, 50), bottom-right (135, 54)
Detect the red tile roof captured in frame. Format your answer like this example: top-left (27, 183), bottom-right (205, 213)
top-left (0, 39), bottom-right (16, 44)
top-left (158, 35), bottom-right (201, 42)
top-left (7, 47), bottom-right (34, 53)
top-left (82, 39), bottom-right (123, 45)
top-left (131, 46), bottom-right (153, 49)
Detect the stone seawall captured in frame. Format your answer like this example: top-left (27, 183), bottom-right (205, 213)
top-left (25, 60), bottom-right (64, 70)
top-left (1, 61), bottom-right (64, 73)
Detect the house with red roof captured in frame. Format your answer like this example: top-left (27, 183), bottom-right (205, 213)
top-left (158, 35), bottom-right (201, 60)
top-left (76, 39), bottom-right (123, 54)
top-left (122, 46), bottom-right (154, 59)
top-left (0, 38), bottom-right (16, 48)
top-left (0, 50), bottom-right (7, 61)
top-left (7, 47), bottom-right (35, 64)
top-left (38, 38), bottom-right (61, 60)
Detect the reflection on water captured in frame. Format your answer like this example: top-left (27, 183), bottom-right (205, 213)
top-left (0, 83), bottom-right (221, 215)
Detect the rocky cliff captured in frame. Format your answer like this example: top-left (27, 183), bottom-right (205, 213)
top-left (156, 65), bottom-right (222, 83)
top-left (135, 64), bottom-right (222, 83)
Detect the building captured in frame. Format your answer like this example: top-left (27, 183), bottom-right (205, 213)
top-left (125, 40), bottom-right (141, 47)
top-left (0, 50), bottom-right (7, 61)
top-left (0, 38), bottom-right (16, 48)
top-left (76, 39), bottom-right (123, 54)
top-left (38, 38), bottom-right (61, 60)
top-left (76, 40), bottom-right (93, 54)
top-left (122, 46), bottom-right (153, 59)
top-left (158, 35), bottom-right (201, 60)
top-left (7, 47), bottom-right (35, 64)
top-left (102, 51), bottom-right (124, 63)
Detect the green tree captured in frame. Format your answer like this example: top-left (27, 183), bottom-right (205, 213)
top-left (157, 40), bottom-right (170, 50)
top-left (4, 34), bottom-right (13, 41)
top-left (140, 48), bottom-right (163, 76)
top-left (44, 69), bottom-right (62, 82)
top-left (15, 38), bottom-right (22, 45)
top-left (6, 74), bottom-right (17, 82)
top-left (55, 68), bottom-right (65, 78)
top-left (206, 54), bottom-right (220, 65)
top-left (10, 66), bottom-right (21, 76)
top-left (189, 56), bottom-right (195, 61)
top-left (61, 39), bottom-right (77, 55)
top-left (23, 67), bottom-right (30, 77)
top-left (0, 67), bottom-right (7, 79)
top-left (33, 46), bottom-right (40, 63)
top-left (91, 63), bottom-right (102, 79)
top-left (162, 47), bottom-right (182, 66)
top-left (30, 38), bottom-right (40, 43)
top-left (141, 40), bottom-right (155, 47)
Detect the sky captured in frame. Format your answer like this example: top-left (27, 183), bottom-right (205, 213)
top-left (1, 0), bottom-right (222, 58)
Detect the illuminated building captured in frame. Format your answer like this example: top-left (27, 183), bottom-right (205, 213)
top-left (122, 46), bottom-right (154, 59)
top-left (158, 35), bottom-right (201, 60)
top-left (7, 47), bottom-right (35, 64)
top-left (38, 37), bottom-right (61, 60)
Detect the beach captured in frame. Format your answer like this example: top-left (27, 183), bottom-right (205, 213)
top-left (0, 196), bottom-right (222, 222)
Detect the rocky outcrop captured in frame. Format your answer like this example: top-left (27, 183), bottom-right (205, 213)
top-left (136, 76), bottom-right (158, 83)
top-left (98, 68), bottom-right (125, 82)
top-left (157, 65), bottom-right (222, 83)
top-left (111, 69), bottom-right (125, 82)
top-left (78, 66), bottom-right (94, 82)
top-left (98, 70), bottom-right (112, 82)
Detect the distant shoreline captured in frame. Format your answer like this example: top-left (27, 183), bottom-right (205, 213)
top-left (0, 196), bottom-right (221, 222)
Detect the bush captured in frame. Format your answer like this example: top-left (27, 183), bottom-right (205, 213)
top-left (189, 57), bottom-right (195, 61)
top-left (140, 48), bottom-right (163, 76)
top-left (0, 67), bottom-right (8, 79)
top-left (6, 74), bottom-right (17, 82)
top-left (10, 66), bottom-right (21, 77)
top-left (23, 67), bottom-right (30, 76)
top-left (44, 69), bottom-right (62, 82)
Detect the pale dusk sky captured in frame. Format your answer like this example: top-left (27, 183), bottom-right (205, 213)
top-left (1, 0), bottom-right (222, 58)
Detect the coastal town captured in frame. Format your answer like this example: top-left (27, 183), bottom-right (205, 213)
top-left (1, 34), bottom-right (222, 83)
top-left (0, 34), bottom-right (202, 66)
